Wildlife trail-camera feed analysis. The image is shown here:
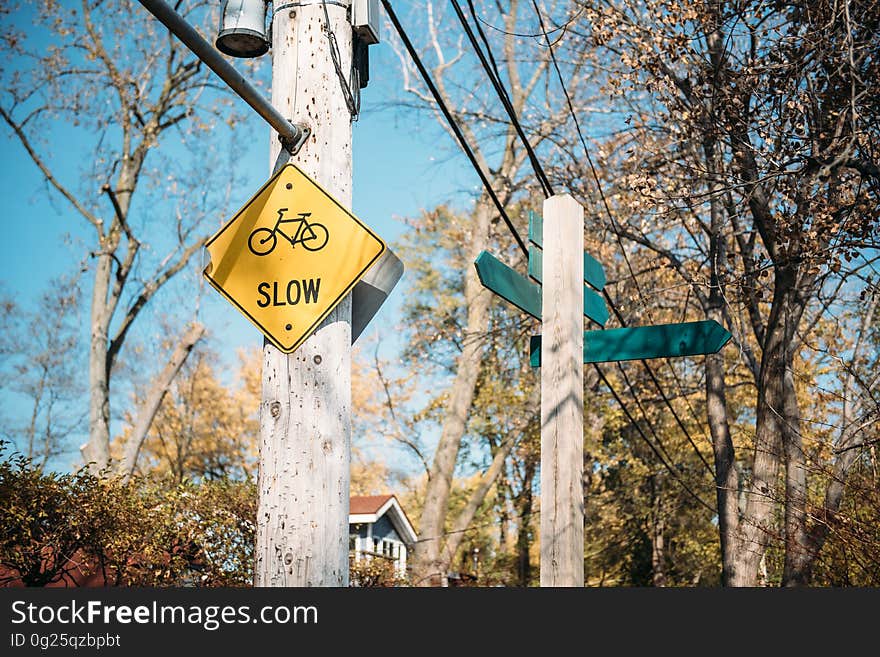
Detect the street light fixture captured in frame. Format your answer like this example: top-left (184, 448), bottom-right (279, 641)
top-left (215, 0), bottom-right (269, 58)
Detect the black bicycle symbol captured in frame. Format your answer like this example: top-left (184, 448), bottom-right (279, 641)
top-left (248, 208), bottom-right (329, 256)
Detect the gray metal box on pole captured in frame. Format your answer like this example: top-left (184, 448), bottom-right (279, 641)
top-left (352, 0), bottom-right (380, 44)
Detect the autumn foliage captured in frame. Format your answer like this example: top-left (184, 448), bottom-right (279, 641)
top-left (0, 445), bottom-right (255, 588)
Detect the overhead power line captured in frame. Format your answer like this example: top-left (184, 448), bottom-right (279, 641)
top-left (465, 0), bottom-right (506, 95)
top-left (459, 0), bottom-right (715, 487)
top-left (381, 0), bottom-right (528, 257)
top-left (529, 0), bottom-right (716, 478)
top-left (604, 295), bottom-right (715, 474)
top-left (457, 0), bottom-right (713, 481)
top-left (594, 365), bottom-right (716, 512)
top-left (387, 1), bottom-right (715, 503)
top-left (450, 0), bottom-right (555, 198)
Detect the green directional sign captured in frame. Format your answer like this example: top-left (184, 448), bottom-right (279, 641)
top-left (581, 286), bottom-right (609, 327)
top-left (528, 243), bottom-right (608, 293)
top-left (479, 212), bottom-right (733, 368)
top-left (529, 320), bottom-right (733, 367)
top-left (528, 212), bottom-right (606, 291)
top-left (475, 251), bottom-right (541, 319)
top-left (525, 248), bottom-right (610, 325)
top-left (475, 251), bottom-right (608, 326)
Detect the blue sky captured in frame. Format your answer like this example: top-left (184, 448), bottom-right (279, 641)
top-left (0, 6), bottom-right (479, 472)
top-left (0, 40), bottom-right (471, 339)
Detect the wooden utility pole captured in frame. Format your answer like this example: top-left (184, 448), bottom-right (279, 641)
top-left (255, 1), bottom-right (353, 586)
top-left (539, 194), bottom-right (584, 587)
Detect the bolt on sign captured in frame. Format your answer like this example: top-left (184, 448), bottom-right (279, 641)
top-left (204, 163), bottom-right (385, 353)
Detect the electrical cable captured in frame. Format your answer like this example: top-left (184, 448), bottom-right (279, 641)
top-left (468, 0), bottom-right (714, 484)
top-left (593, 364), bottom-right (716, 513)
top-left (614, 361), bottom-right (689, 476)
top-left (604, 292), bottom-right (716, 475)
top-left (465, 0), bottom-right (505, 96)
top-left (530, 0), bottom-right (716, 478)
top-left (450, 0), bottom-right (554, 198)
top-left (463, 0), bottom-right (713, 479)
top-left (468, 0), bottom-right (715, 477)
top-left (389, 1), bottom-right (715, 500)
top-left (473, 4), bottom-right (585, 40)
top-left (381, 0), bottom-right (529, 257)
top-left (320, 0), bottom-right (360, 119)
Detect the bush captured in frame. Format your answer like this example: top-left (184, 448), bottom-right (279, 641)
top-left (0, 447), bottom-right (255, 587)
top-left (349, 556), bottom-right (408, 587)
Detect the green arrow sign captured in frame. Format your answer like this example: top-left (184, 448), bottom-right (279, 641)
top-left (475, 251), bottom-right (608, 326)
top-left (529, 320), bottom-right (733, 367)
top-left (475, 251), bottom-right (541, 319)
top-left (528, 212), bottom-right (606, 291)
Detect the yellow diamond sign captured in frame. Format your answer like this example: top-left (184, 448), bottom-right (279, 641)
top-left (203, 163), bottom-right (385, 353)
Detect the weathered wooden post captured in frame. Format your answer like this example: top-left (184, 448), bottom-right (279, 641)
top-left (539, 194), bottom-right (584, 587)
top-left (476, 197), bottom-right (732, 587)
top-left (255, 1), bottom-right (354, 586)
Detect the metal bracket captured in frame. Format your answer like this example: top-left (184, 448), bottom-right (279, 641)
top-left (279, 122), bottom-right (311, 155)
top-left (351, 247), bottom-right (404, 343)
top-left (273, 0), bottom-right (349, 12)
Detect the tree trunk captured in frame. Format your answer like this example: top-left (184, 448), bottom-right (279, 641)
top-left (412, 200), bottom-right (493, 586)
top-left (732, 273), bottom-right (798, 585)
top-left (441, 436), bottom-right (514, 569)
top-left (779, 262), bottom-right (822, 585)
top-left (701, 129), bottom-right (742, 586)
top-left (82, 253), bottom-right (113, 472)
top-left (650, 475), bottom-right (666, 587)
top-left (119, 323), bottom-right (205, 481)
top-left (441, 385), bottom-right (539, 569)
top-left (781, 356), bottom-right (810, 585)
top-left (706, 343), bottom-right (742, 584)
top-left (517, 457), bottom-right (536, 587)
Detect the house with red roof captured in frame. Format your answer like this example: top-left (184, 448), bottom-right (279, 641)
top-left (349, 494), bottom-right (417, 578)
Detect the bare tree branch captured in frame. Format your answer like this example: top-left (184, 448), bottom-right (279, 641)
top-left (0, 106), bottom-right (103, 230)
top-left (119, 322), bottom-right (206, 482)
